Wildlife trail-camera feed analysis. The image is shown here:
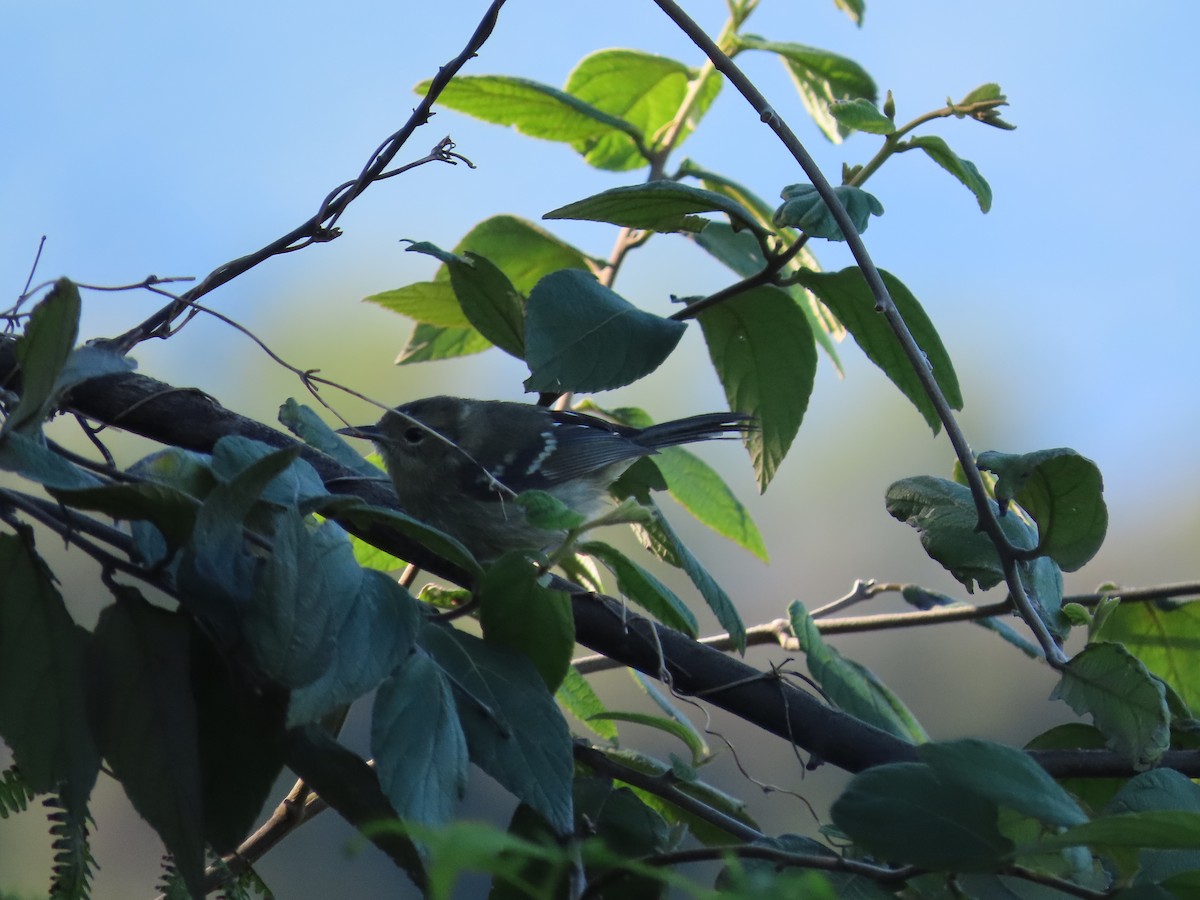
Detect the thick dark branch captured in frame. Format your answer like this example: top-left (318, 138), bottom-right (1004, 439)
top-left (8, 357), bottom-right (1187, 781)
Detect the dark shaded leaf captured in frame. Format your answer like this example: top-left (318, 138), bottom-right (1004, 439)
top-left (372, 649), bottom-right (469, 826)
top-left (288, 568), bottom-right (421, 725)
top-left (190, 628), bottom-right (287, 853)
top-left (580, 540), bottom-right (698, 637)
top-left (478, 551), bottom-right (575, 691)
top-left (0, 531), bottom-right (99, 813)
top-left (790, 602), bottom-right (927, 742)
top-left (1096, 598), bottom-right (1200, 712)
top-left (773, 183), bottom-right (884, 240)
top-left (918, 739), bottom-right (1088, 827)
top-left (406, 243), bottom-right (525, 359)
top-left (524, 270), bottom-right (686, 392)
top-left (977, 448), bottom-right (1107, 571)
top-left (546, 181), bottom-right (766, 235)
top-left (831, 762), bottom-right (1012, 870)
top-left (885, 476), bottom-right (1036, 592)
top-left (1051, 642), bottom-right (1170, 770)
top-left (88, 597), bottom-right (205, 896)
top-left (698, 286), bottom-right (814, 489)
top-left (422, 625), bottom-right (574, 835)
top-left (6, 278), bottom-right (80, 433)
top-left (244, 511), bottom-right (357, 689)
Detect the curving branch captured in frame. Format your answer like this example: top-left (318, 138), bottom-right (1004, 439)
top-left (648, 0), bottom-right (1068, 667)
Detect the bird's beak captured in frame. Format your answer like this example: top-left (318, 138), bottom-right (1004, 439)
top-left (335, 424), bottom-right (383, 440)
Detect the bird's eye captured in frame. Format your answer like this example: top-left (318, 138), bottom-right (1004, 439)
top-left (404, 427), bottom-right (426, 444)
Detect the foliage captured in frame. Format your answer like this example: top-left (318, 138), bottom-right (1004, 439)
top-left (0, 1), bottom-right (1196, 899)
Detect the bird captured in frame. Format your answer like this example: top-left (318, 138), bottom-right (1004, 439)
top-left (337, 395), bottom-right (753, 560)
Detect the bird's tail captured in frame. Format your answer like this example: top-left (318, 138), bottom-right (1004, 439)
top-left (636, 412), bottom-right (756, 450)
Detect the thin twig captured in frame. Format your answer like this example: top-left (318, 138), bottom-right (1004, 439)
top-left (102, 1), bottom-right (508, 354)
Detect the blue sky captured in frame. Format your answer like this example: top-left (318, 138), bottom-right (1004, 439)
top-left (3, 1), bottom-right (1198, 895)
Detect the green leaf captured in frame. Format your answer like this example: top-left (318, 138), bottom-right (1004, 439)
top-left (1096, 598), bottom-right (1200, 712)
top-left (421, 625), bottom-right (574, 835)
top-left (917, 739), bottom-right (1088, 828)
top-left (580, 540), bottom-right (698, 637)
top-left (523, 269), bottom-right (686, 392)
top-left (245, 511), bottom-right (357, 689)
top-left (56, 343), bottom-right (137, 390)
top-left (211, 435), bottom-right (329, 509)
top-left (287, 568), bottom-right (420, 725)
top-left (976, 448), bottom-right (1108, 571)
top-left (734, 36), bottom-right (877, 142)
top-left (1035, 810), bottom-right (1200, 852)
top-left (478, 551), bottom-right (575, 691)
top-left (1107, 770), bottom-right (1200, 886)
top-left (515, 490), bottom-right (587, 531)
top-left (397, 321), bottom-right (492, 364)
top-left (333, 500), bottom-right (481, 577)
top-left (699, 285), bottom-right (815, 490)
top-left (573, 779), bottom-right (675, 890)
top-left (885, 476), bottom-right (1036, 592)
top-left (630, 669), bottom-right (711, 760)
top-left (0, 429), bottom-right (102, 490)
top-left (366, 280), bottom-right (468, 327)
top-left (589, 711), bottom-right (707, 768)
top-left (372, 649), bottom-right (469, 826)
top-left (790, 602), bottom-right (927, 743)
top-left (772, 183), bottom-right (884, 240)
top-left (448, 215), bottom-right (595, 294)
top-left (0, 532), bottom-right (100, 812)
top-left (190, 628), bottom-right (287, 853)
top-left (1051, 642), bottom-right (1170, 770)
top-left (175, 448), bottom-right (302, 635)
top-left (907, 135), bottom-right (993, 212)
top-left (88, 597), bottom-right (205, 897)
top-left (415, 74), bottom-right (643, 150)
top-left (406, 243), bottom-right (525, 359)
top-left (833, 0), bottom-right (865, 26)
top-left (796, 267), bottom-right (962, 432)
top-left (604, 404), bottom-right (766, 560)
top-left (565, 49), bottom-right (722, 170)
top-left (828, 98), bottom-right (894, 134)
top-left (955, 83), bottom-right (1017, 131)
top-left (279, 398), bottom-right (384, 480)
top-left (1025, 723), bottom-right (1123, 816)
top-left (593, 746), bottom-right (758, 846)
top-left (681, 163), bottom-right (789, 233)
top-left (546, 180), bottom-right (766, 236)
top-left (961, 83), bottom-right (1005, 104)
top-left (831, 762), bottom-right (1012, 870)
top-left (5, 278), bottom-right (81, 433)
top-left (690, 219), bottom-right (843, 371)
top-left (628, 501), bottom-right (747, 652)
top-left (125, 448), bottom-right (218, 565)
top-left (1022, 554), bottom-right (1067, 639)
top-left (47, 480), bottom-right (200, 551)
top-left (556, 665), bottom-right (618, 742)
